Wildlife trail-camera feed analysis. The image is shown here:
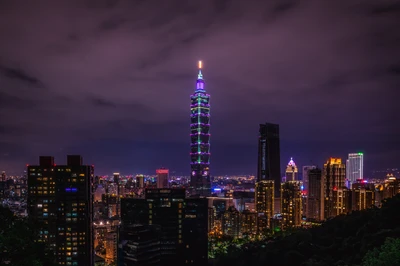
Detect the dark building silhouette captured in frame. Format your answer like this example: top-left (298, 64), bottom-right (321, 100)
top-left (257, 123), bottom-right (281, 197)
top-left (182, 198), bottom-right (208, 265)
top-left (27, 155), bottom-right (94, 266)
top-left (118, 225), bottom-right (161, 265)
top-left (120, 188), bottom-right (208, 266)
top-left (307, 168), bottom-right (324, 221)
top-left (190, 61), bottom-right (211, 197)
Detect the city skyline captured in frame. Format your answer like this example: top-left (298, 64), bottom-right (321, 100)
top-left (0, 0), bottom-right (399, 175)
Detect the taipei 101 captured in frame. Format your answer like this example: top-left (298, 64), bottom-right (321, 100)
top-left (0, 1), bottom-right (399, 266)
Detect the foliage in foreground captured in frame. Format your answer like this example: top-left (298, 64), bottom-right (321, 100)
top-left (362, 237), bottom-right (400, 266)
top-left (214, 195), bottom-right (400, 266)
top-left (0, 206), bottom-right (56, 266)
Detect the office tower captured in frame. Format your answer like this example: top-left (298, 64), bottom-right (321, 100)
top-left (352, 188), bottom-right (375, 211)
top-left (105, 231), bottom-right (117, 264)
top-left (156, 168), bottom-right (169, 188)
top-left (120, 188), bottom-right (208, 266)
top-left (182, 198), bottom-right (208, 265)
top-left (281, 181), bottom-right (302, 228)
top-left (190, 61), bottom-right (211, 197)
top-left (240, 210), bottom-right (257, 237)
top-left (302, 165), bottom-right (316, 195)
top-left (257, 123), bottom-right (281, 197)
top-left (222, 206), bottom-right (241, 238)
top-left (306, 168), bottom-right (324, 221)
top-left (285, 157), bottom-right (298, 181)
top-left (334, 187), bottom-right (352, 215)
top-left (323, 158), bottom-right (346, 219)
top-left (346, 153), bottom-right (364, 183)
top-left (255, 180), bottom-right (274, 233)
top-left (118, 225), bottom-right (162, 265)
top-left (1, 171), bottom-right (5, 181)
top-left (27, 155), bottom-right (94, 266)
top-left (136, 174), bottom-right (144, 188)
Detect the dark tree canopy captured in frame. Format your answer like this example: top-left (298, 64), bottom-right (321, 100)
top-left (214, 195), bottom-right (400, 266)
top-left (0, 206), bottom-right (56, 266)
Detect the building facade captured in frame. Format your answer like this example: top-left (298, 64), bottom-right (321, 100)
top-left (285, 157), bottom-right (298, 181)
top-left (302, 165), bottom-right (316, 196)
top-left (255, 180), bottom-right (274, 233)
top-left (323, 158), bottom-right (346, 219)
top-left (257, 123), bottom-right (281, 197)
top-left (306, 168), bottom-right (324, 221)
top-left (120, 188), bottom-right (208, 266)
top-left (190, 61), bottom-right (211, 197)
top-left (346, 153), bottom-right (364, 183)
top-left (27, 155), bottom-right (94, 266)
top-left (156, 168), bottom-right (169, 189)
top-left (281, 181), bottom-right (302, 228)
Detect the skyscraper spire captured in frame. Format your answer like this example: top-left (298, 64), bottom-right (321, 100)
top-left (190, 60), bottom-right (211, 197)
top-left (197, 60), bottom-right (203, 80)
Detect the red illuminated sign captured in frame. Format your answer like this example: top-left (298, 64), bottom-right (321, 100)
top-left (156, 169), bottom-right (169, 174)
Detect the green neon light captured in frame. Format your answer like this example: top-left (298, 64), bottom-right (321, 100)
top-left (358, 152), bottom-right (363, 155)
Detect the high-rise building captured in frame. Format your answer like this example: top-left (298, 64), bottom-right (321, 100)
top-left (323, 158), bottom-right (346, 219)
top-left (190, 61), bottom-right (211, 197)
top-left (334, 187), bottom-right (352, 215)
top-left (352, 187), bottom-right (375, 211)
top-left (27, 155), bottom-right (94, 266)
top-left (120, 188), bottom-right (208, 266)
top-left (156, 168), bottom-right (169, 189)
top-left (302, 165), bottom-right (316, 196)
top-left (240, 210), bottom-right (257, 237)
top-left (255, 180), bottom-right (274, 233)
top-left (222, 206), bottom-right (241, 238)
top-left (346, 153), bottom-right (364, 183)
top-left (182, 198), bottom-right (209, 265)
top-left (136, 174), bottom-right (144, 188)
top-left (285, 157), bottom-right (298, 181)
top-left (281, 181), bottom-right (302, 228)
top-left (306, 168), bottom-right (324, 221)
top-left (105, 231), bottom-right (117, 264)
top-left (118, 225), bottom-right (162, 265)
top-left (257, 123), bottom-right (281, 197)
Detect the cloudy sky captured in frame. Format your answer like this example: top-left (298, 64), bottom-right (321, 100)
top-left (0, 0), bottom-right (399, 176)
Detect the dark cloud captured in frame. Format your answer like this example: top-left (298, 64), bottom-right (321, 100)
top-left (0, 0), bottom-right (399, 175)
top-left (90, 97), bottom-right (117, 108)
top-left (0, 66), bottom-right (42, 87)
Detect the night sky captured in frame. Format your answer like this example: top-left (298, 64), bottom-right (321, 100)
top-left (0, 0), bottom-right (399, 176)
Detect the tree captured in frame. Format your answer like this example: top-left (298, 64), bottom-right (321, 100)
top-left (0, 206), bottom-right (56, 266)
top-left (362, 237), bottom-right (400, 266)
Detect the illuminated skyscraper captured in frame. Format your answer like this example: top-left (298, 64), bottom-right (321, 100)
top-left (323, 158), bottom-right (346, 219)
top-left (257, 123), bottom-right (281, 197)
top-left (255, 180), bottom-right (274, 233)
top-left (156, 168), bottom-right (169, 189)
top-left (285, 157), bottom-right (298, 181)
top-left (190, 61), bottom-right (211, 197)
top-left (346, 153), bottom-right (364, 183)
top-left (281, 181), bottom-right (302, 228)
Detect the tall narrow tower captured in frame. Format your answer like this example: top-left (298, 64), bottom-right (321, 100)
top-left (190, 61), bottom-right (211, 197)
